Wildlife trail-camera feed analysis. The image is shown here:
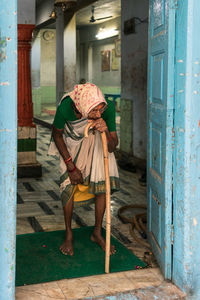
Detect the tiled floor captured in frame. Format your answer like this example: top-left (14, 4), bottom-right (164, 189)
top-left (16, 125), bottom-right (185, 299)
top-left (17, 125), bottom-right (148, 258)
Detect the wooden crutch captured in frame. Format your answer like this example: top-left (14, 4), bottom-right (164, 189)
top-left (84, 123), bottom-right (111, 274)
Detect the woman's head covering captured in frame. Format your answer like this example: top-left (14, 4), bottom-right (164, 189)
top-left (69, 82), bottom-right (107, 118)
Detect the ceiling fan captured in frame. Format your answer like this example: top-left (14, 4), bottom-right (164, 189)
top-left (89, 5), bottom-right (113, 23)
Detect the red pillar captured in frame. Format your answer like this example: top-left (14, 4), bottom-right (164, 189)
top-left (18, 24), bottom-right (35, 127)
top-left (17, 24), bottom-right (42, 177)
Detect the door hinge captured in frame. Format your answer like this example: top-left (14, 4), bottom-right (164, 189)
top-left (171, 224), bottom-right (174, 245)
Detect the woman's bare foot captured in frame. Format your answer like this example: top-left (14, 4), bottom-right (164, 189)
top-left (60, 230), bottom-right (74, 256)
top-left (91, 229), bottom-right (116, 255)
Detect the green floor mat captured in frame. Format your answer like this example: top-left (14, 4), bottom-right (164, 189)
top-left (16, 226), bottom-right (146, 286)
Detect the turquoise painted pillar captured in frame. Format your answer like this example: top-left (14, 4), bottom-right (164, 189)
top-left (173, 0), bottom-right (200, 299)
top-left (0, 0), bottom-right (17, 299)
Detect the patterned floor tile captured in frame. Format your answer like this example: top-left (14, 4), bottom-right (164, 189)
top-left (17, 125), bottom-right (153, 266)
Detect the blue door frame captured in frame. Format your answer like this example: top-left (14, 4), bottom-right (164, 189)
top-left (173, 0), bottom-right (200, 298)
top-left (148, 0), bottom-right (200, 298)
top-left (0, 1), bottom-right (17, 300)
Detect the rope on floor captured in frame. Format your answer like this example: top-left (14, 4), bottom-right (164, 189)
top-left (117, 204), bottom-right (151, 249)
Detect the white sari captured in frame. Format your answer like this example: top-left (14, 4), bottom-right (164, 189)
top-left (48, 117), bottom-right (120, 207)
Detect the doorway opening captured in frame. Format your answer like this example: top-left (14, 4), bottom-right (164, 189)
top-left (16, 0), bottom-right (178, 298)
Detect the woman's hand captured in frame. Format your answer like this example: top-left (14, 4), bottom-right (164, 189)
top-left (90, 118), bottom-right (108, 133)
top-left (67, 161), bottom-right (83, 185)
top-left (52, 126), bottom-right (83, 185)
top-left (88, 119), bottom-right (118, 153)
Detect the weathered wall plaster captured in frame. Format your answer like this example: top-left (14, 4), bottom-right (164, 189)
top-left (121, 0), bottom-right (148, 159)
top-left (64, 15), bottom-right (77, 92)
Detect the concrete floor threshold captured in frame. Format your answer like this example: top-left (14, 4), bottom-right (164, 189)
top-left (16, 269), bottom-right (185, 299)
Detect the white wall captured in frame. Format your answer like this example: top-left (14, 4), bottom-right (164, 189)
top-left (40, 29), bottom-right (56, 86)
top-left (31, 34), bottom-right (41, 88)
top-left (121, 0), bottom-right (148, 159)
top-left (92, 39), bottom-right (121, 87)
top-left (77, 17), bottom-right (121, 87)
top-left (31, 29), bottom-right (56, 87)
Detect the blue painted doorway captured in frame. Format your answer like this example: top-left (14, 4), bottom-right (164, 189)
top-left (147, 0), bottom-right (176, 279)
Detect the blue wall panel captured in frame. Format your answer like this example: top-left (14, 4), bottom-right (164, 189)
top-left (0, 1), bottom-right (17, 300)
top-left (173, 0), bottom-right (200, 298)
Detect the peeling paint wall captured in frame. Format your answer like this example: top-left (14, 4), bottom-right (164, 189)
top-left (173, 0), bottom-right (200, 297)
top-left (0, 37), bottom-right (7, 63)
top-left (0, 1), bottom-right (17, 299)
top-left (121, 0), bottom-right (148, 159)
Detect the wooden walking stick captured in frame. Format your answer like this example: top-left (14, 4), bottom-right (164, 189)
top-left (101, 131), bottom-right (111, 273)
top-left (84, 123), bottom-right (111, 273)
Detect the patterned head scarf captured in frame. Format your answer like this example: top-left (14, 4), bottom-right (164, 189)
top-left (69, 83), bottom-right (107, 118)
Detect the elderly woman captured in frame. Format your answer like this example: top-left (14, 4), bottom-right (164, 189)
top-left (49, 83), bottom-right (119, 256)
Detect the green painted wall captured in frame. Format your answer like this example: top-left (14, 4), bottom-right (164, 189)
top-left (32, 86), bottom-right (120, 117)
top-left (32, 86), bottom-right (56, 116)
top-left (100, 86), bottom-right (121, 113)
top-left (120, 98), bottom-right (133, 154)
top-left (32, 88), bottom-right (41, 116)
top-left (40, 86), bottom-right (56, 104)
top-left (18, 138), bottom-right (36, 152)
top-left (99, 86), bottom-right (120, 94)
